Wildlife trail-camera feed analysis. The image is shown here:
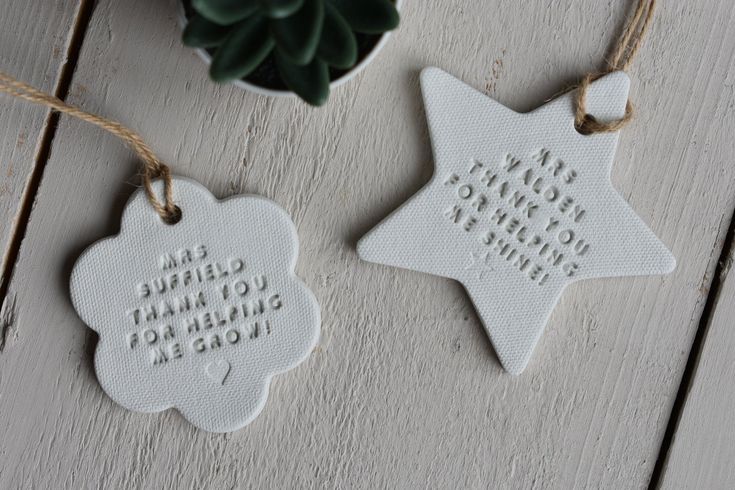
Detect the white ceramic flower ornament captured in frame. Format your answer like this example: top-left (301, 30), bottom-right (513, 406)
top-left (358, 68), bottom-right (675, 375)
top-left (70, 178), bottom-right (320, 432)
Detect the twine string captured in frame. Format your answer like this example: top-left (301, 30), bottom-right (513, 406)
top-left (0, 72), bottom-right (179, 223)
top-left (575, 0), bottom-right (657, 135)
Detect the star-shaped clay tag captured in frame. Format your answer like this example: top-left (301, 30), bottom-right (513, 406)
top-left (358, 68), bottom-right (675, 375)
top-left (70, 178), bottom-right (320, 432)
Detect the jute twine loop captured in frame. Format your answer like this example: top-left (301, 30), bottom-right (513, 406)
top-left (0, 72), bottom-right (179, 223)
top-left (574, 0), bottom-right (656, 135)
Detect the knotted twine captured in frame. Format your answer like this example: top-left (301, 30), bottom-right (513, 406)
top-left (0, 72), bottom-right (179, 223)
top-left (574, 0), bottom-right (657, 135)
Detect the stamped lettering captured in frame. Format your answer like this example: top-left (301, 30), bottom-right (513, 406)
top-left (444, 149), bottom-right (586, 286)
top-left (122, 243), bottom-right (285, 369)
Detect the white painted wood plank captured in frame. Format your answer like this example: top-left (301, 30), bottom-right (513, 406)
top-left (1, 0), bottom-right (734, 488)
top-left (659, 245), bottom-right (735, 489)
top-left (0, 0), bottom-right (82, 280)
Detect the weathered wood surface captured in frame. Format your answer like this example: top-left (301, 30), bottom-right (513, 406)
top-left (659, 241), bottom-right (735, 490)
top-left (0, 0), bottom-right (81, 285)
top-left (1, 0), bottom-right (735, 488)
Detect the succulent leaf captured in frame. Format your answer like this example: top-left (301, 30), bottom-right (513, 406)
top-left (329, 0), bottom-right (399, 34)
top-left (192, 0), bottom-right (260, 25)
top-left (276, 52), bottom-right (329, 106)
top-left (271, 0), bottom-right (325, 65)
top-left (183, 0), bottom-right (400, 105)
top-left (183, 14), bottom-right (231, 47)
top-left (260, 0), bottom-right (305, 18)
top-left (210, 15), bottom-right (275, 82)
top-left (316, 3), bottom-right (357, 69)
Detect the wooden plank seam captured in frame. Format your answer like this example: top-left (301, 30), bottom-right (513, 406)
top-left (648, 206), bottom-right (735, 489)
top-left (0, 0), bottom-right (94, 315)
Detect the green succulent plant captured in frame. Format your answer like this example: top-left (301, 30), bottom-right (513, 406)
top-left (183, 0), bottom-right (400, 106)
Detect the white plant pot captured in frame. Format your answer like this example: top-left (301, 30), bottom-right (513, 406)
top-left (178, 0), bottom-right (403, 98)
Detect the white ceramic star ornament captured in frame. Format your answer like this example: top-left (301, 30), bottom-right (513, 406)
top-left (358, 68), bottom-right (675, 374)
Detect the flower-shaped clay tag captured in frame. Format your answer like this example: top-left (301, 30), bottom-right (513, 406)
top-left (70, 178), bottom-right (320, 432)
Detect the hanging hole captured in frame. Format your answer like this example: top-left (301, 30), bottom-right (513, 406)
top-left (575, 113), bottom-right (597, 135)
top-left (161, 205), bottom-right (182, 225)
